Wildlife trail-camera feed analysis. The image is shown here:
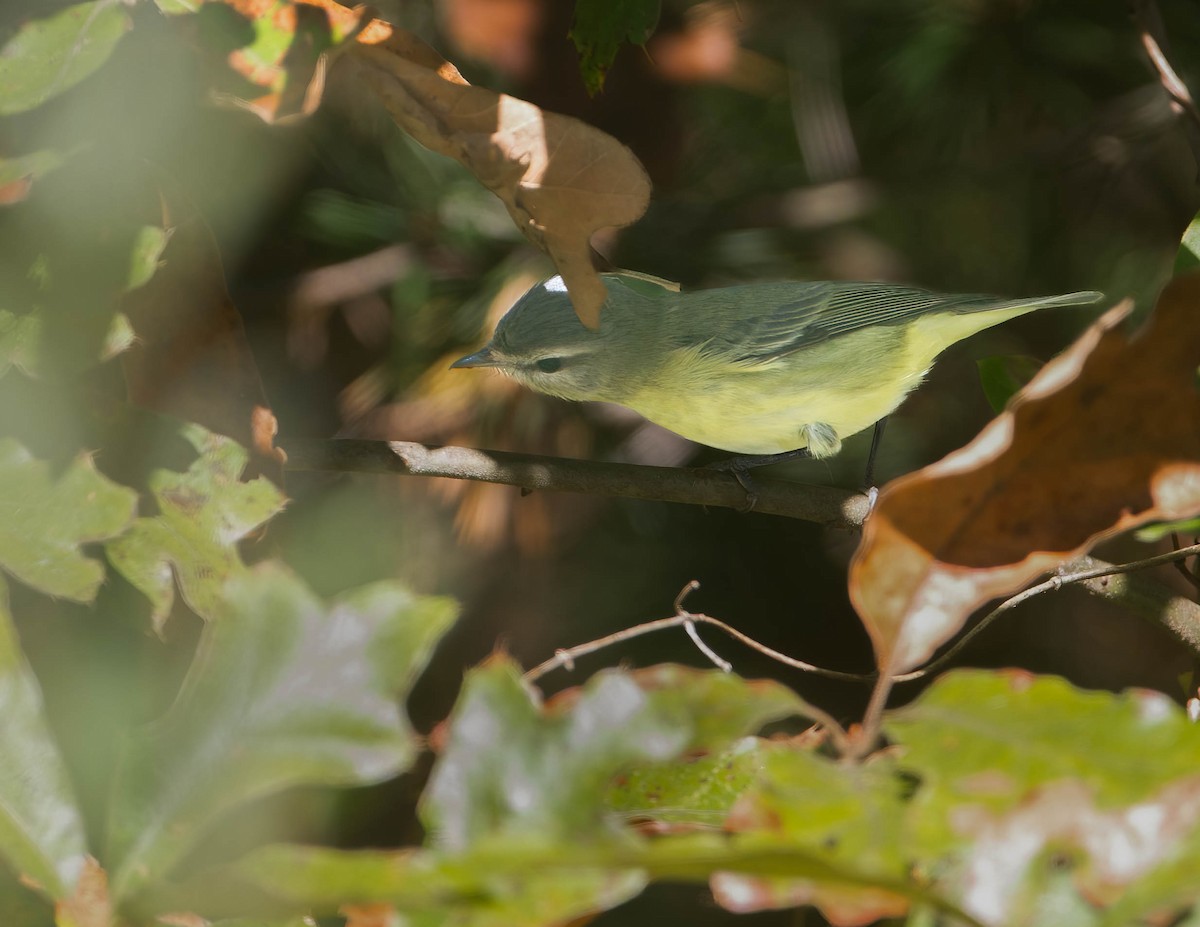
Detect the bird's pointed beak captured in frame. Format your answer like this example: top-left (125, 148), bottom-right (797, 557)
top-left (451, 346), bottom-right (503, 369)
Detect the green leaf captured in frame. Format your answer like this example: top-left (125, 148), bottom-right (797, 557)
top-left (223, 843), bottom-right (647, 926)
top-left (0, 223), bottom-right (168, 379)
top-left (126, 226), bottom-right (172, 291)
top-left (0, 309), bottom-right (137, 378)
top-left (219, 825), bottom-right (936, 924)
top-left (421, 661), bottom-right (806, 850)
top-left (0, 311), bottom-right (42, 378)
top-left (976, 354), bottom-right (1043, 413)
top-left (886, 670), bottom-right (1200, 926)
top-left (209, 921), bottom-right (319, 927)
top-left (0, 577), bottom-right (89, 900)
top-left (0, 439), bottom-right (137, 601)
top-left (1135, 515), bottom-right (1200, 542)
top-left (107, 564), bottom-right (457, 900)
top-left (106, 424), bottom-right (287, 630)
top-left (888, 670), bottom-right (1200, 807)
top-left (607, 736), bottom-right (786, 828)
top-left (0, 148), bottom-right (74, 204)
top-left (154, 0), bottom-right (203, 13)
top-left (709, 747), bottom-right (912, 921)
top-left (0, 1), bottom-right (132, 115)
top-left (569, 0), bottom-right (661, 95)
top-left (1175, 214), bottom-right (1200, 275)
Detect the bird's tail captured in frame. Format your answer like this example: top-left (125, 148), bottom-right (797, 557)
top-left (973, 290), bottom-right (1105, 314)
top-left (911, 289), bottom-right (1105, 358)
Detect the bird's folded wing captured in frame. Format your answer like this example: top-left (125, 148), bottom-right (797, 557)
top-left (696, 283), bottom-right (1019, 364)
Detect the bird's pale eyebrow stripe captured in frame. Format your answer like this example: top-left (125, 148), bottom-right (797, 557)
top-left (523, 346), bottom-right (593, 362)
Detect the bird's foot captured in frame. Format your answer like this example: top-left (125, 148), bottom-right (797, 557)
top-left (706, 448), bottom-right (814, 512)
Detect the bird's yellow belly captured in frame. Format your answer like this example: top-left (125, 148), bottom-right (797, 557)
top-left (621, 336), bottom-right (927, 456)
top-left (626, 384), bottom-right (901, 454)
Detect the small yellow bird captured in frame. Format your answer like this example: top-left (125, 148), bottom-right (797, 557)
top-left (453, 272), bottom-right (1102, 461)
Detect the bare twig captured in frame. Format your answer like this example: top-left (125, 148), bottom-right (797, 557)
top-left (674, 581), bottom-right (735, 672)
top-left (523, 544), bottom-right (1200, 760)
top-left (527, 581), bottom-right (853, 751)
top-left (1171, 532), bottom-right (1200, 592)
top-left (849, 649), bottom-right (898, 759)
top-left (281, 437), bottom-right (871, 527)
top-left (525, 544), bottom-right (1200, 690)
top-left (682, 621), bottom-right (733, 673)
top-left (893, 542), bottom-right (1200, 683)
top-left (523, 600), bottom-right (866, 685)
top-left (1131, 0), bottom-right (1200, 164)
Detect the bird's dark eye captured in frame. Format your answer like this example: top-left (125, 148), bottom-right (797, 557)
top-left (535, 357), bottom-right (563, 373)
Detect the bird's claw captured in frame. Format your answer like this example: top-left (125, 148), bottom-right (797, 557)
top-left (730, 467), bottom-right (759, 513)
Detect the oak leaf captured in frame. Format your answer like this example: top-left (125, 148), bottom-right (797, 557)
top-left (345, 28), bottom-right (651, 328)
top-left (851, 273), bottom-right (1200, 673)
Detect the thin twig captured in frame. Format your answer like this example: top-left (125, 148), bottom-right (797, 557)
top-left (1171, 532), bottom-right (1200, 592)
top-left (523, 608), bottom-right (867, 683)
top-left (525, 543), bottom-right (1200, 691)
top-left (683, 620), bottom-right (733, 673)
top-left (1131, 0), bottom-right (1200, 164)
top-left (281, 438), bottom-right (870, 527)
top-left (893, 542), bottom-right (1200, 682)
top-left (850, 650), bottom-right (898, 759)
top-left (527, 581), bottom-right (853, 751)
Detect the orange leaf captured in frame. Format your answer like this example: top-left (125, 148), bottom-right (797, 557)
top-left (851, 273), bottom-right (1200, 673)
top-left (344, 29), bottom-right (651, 328)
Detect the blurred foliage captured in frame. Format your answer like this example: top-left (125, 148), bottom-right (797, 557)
top-left (570, 0), bottom-right (662, 95)
top-left (1, 0), bottom-right (1200, 925)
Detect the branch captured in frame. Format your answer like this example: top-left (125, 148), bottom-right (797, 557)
top-left (519, 546), bottom-right (1200, 759)
top-left (280, 438), bottom-right (871, 527)
top-left (522, 545), bottom-right (1200, 686)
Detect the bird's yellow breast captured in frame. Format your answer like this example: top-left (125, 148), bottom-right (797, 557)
top-left (621, 324), bottom-right (938, 455)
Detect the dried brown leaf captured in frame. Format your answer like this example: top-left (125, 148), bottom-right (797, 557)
top-left (54, 857), bottom-right (110, 927)
top-left (851, 273), bottom-right (1200, 673)
top-left (345, 29), bottom-right (651, 328)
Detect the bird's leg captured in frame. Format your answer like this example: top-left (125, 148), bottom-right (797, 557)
top-left (863, 416), bottom-right (889, 492)
top-left (706, 449), bottom-right (814, 512)
top-left (707, 447), bottom-right (815, 474)
top-left (705, 423), bottom-right (839, 511)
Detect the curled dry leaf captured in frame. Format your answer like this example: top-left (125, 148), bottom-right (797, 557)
top-left (344, 25), bottom-right (652, 328)
top-left (851, 272), bottom-right (1200, 674)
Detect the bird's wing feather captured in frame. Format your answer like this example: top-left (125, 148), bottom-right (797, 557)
top-left (604, 270), bottom-right (681, 297)
top-left (685, 281), bottom-right (1084, 364)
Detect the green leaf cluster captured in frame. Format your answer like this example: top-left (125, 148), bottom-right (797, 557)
top-left (3, 3), bottom-right (1200, 927)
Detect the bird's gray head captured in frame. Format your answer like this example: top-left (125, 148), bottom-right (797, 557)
top-left (451, 275), bottom-right (652, 402)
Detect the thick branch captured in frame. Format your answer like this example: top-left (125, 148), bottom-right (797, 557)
top-left (281, 438), bottom-right (871, 527)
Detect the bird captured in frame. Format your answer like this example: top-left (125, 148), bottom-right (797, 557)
top-left (452, 271), bottom-right (1103, 464)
